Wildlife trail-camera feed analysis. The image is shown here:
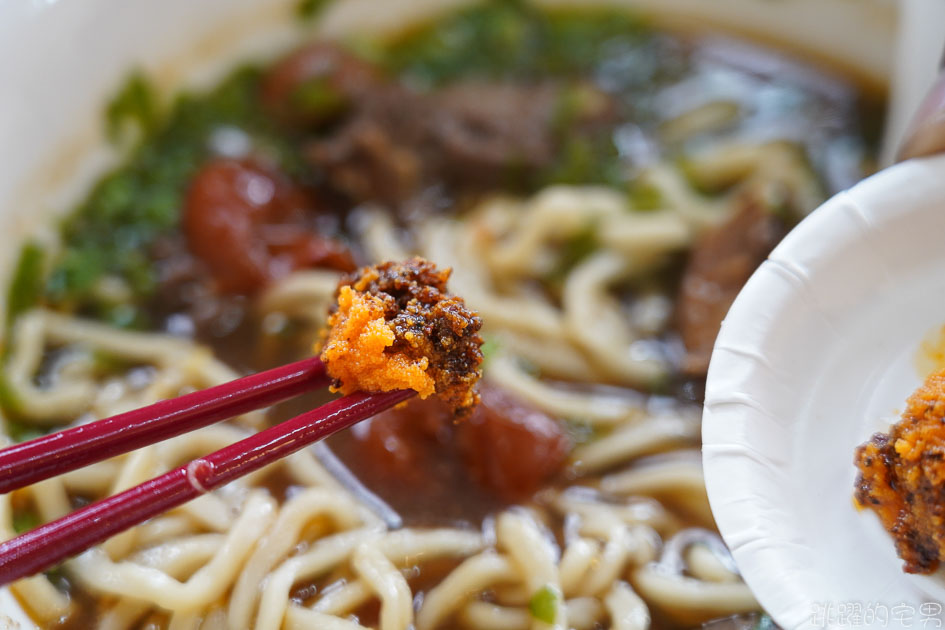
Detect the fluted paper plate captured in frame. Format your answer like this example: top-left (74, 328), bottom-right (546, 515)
top-left (703, 153), bottom-right (945, 630)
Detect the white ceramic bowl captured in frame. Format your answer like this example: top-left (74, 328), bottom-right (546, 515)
top-left (0, 0), bottom-right (903, 626)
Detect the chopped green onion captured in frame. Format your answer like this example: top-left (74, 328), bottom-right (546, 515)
top-left (480, 336), bottom-right (501, 367)
top-left (6, 242), bottom-right (45, 329)
top-left (105, 71), bottom-right (159, 144)
top-left (12, 509), bottom-right (39, 534)
top-left (628, 181), bottom-right (665, 211)
top-left (296, 0), bottom-right (331, 21)
top-left (528, 584), bottom-right (559, 624)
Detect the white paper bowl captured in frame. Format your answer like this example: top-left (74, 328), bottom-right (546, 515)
top-left (0, 0), bottom-right (900, 627)
top-left (704, 152), bottom-right (945, 630)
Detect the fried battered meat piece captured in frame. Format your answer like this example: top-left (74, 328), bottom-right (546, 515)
top-left (319, 258), bottom-right (483, 416)
top-left (855, 368), bottom-right (945, 573)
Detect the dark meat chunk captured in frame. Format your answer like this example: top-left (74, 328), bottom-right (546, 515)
top-left (266, 43), bottom-right (615, 207)
top-left (676, 196), bottom-right (786, 375)
top-left (261, 42), bottom-right (381, 127)
top-left (855, 368), bottom-right (945, 574)
top-left (306, 113), bottom-right (424, 205)
top-left (427, 82), bottom-right (559, 186)
top-left (304, 81), bottom-right (561, 205)
top-left (303, 84), bottom-right (428, 205)
top-left (347, 397), bottom-right (450, 485)
top-left (320, 258), bottom-right (483, 416)
top-left (429, 82), bottom-right (616, 187)
top-left (456, 384), bottom-right (571, 502)
top-left (330, 384), bottom-right (570, 521)
top-left (183, 159), bottom-right (356, 295)
top-left (329, 396), bottom-right (499, 526)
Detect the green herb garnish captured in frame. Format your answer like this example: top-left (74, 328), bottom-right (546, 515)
top-left (105, 71), bottom-right (160, 144)
top-left (296, 0), bottom-right (331, 21)
top-left (384, 1), bottom-right (652, 86)
top-left (45, 66), bottom-right (299, 323)
top-left (480, 336), bottom-right (501, 367)
top-left (543, 224), bottom-right (599, 288)
top-left (528, 584), bottom-right (559, 624)
top-left (12, 509), bottom-right (39, 534)
top-left (6, 242), bottom-right (45, 328)
top-left (629, 181), bottom-right (665, 211)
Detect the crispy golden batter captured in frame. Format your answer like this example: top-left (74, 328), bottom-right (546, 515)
top-left (854, 368), bottom-right (945, 573)
top-left (319, 258), bottom-right (483, 416)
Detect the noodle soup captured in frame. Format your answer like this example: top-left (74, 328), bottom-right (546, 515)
top-left (0, 1), bottom-right (883, 628)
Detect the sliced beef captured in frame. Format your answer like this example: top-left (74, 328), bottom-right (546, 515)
top-left (304, 81), bottom-right (564, 205)
top-left (427, 82), bottom-right (559, 186)
top-left (304, 86), bottom-right (427, 205)
top-left (429, 81), bottom-right (616, 186)
top-left (676, 196), bottom-right (786, 375)
top-left (262, 43), bottom-right (616, 207)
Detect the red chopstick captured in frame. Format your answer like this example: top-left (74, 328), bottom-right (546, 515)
top-left (0, 387), bottom-right (414, 585)
top-left (0, 356), bottom-right (330, 494)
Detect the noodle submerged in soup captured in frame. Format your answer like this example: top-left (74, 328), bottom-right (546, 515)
top-left (1, 2), bottom-right (880, 628)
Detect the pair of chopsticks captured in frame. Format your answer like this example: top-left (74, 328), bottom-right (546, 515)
top-left (0, 356), bottom-right (414, 585)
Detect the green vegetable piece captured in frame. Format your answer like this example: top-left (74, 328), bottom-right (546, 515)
top-left (44, 566), bottom-right (70, 591)
top-left (385, 0), bottom-right (652, 86)
top-left (0, 372), bottom-right (24, 419)
top-left (528, 584), bottom-right (558, 624)
top-left (47, 65), bottom-right (300, 322)
top-left (480, 336), bottom-right (501, 367)
top-left (560, 226), bottom-right (599, 270)
top-left (296, 0), bottom-right (331, 20)
top-left (105, 71), bottom-right (159, 144)
top-left (544, 224), bottom-right (599, 287)
top-left (12, 509), bottom-right (39, 534)
top-left (629, 181), bottom-right (665, 211)
top-left (3, 419), bottom-right (44, 444)
top-left (6, 242), bottom-right (45, 328)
